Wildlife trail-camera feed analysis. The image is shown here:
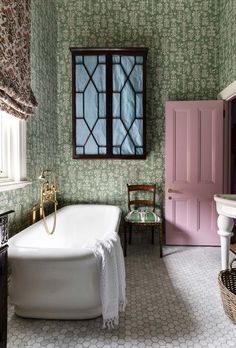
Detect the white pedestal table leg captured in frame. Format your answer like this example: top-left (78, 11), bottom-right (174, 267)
top-left (217, 214), bottom-right (234, 270)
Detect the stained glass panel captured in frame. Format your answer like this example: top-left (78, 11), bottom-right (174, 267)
top-left (121, 56), bottom-right (135, 75)
top-left (84, 56), bottom-right (97, 74)
top-left (121, 135), bottom-right (135, 155)
top-left (75, 55), bottom-right (107, 155)
top-left (93, 119), bottom-right (106, 146)
top-left (113, 119), bottom-right (127, 146)
top-left (113, 65), bottom-right (126, 92)
top-left (85, 135), bottom-right (98, 154)
top-left (76, 93), bottom-right (83, 118)
top-left (75, 55), bottom-right (83, 63)
top-left (98, 56), bottom-right (106, 63)
top-left (136, 94), bottom-right (143, 118)
top-left (121, 82), bottom-right (135, 129)
top-left (93, 65), bottom-right (106, 91)
top-left (75, 65), bottom-right (89, 91)
top-left (136, 56), bottom-right (143, 64)
top-left (113, 93), bottom-right (120, 117)
top-left (129, 119), bottom-right (143, 146)
top-left (76, 119), bottom-right (90, 146)
top-left (129, 65), bottom-right (143, 91)
top-left (84, 82), bottom-right (98, 129)
top-left (99, 93), bottom-right (106, 118)
top-left (112, 55), bottom-right (120, 63)
top-left (76, 147), bottom-right (83, 155)
top-left (112, 55), bottom-right (144, 156)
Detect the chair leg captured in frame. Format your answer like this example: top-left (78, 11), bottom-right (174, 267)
top-left (129, 224), bottom-right (132, 244)
top-left (159, 223), bottom-right (163, 258)
top-left (151, 227), bottom-right (154, 245)
top-left (124, 224), bottom-right (127, 257)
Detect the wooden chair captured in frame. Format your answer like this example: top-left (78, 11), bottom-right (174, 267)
top-left (124, 184), bottom-right (163, 258)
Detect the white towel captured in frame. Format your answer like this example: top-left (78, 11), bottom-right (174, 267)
top-left (88, 232), bottom-right (126, 329)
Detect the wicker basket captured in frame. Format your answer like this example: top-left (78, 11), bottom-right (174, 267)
top-left (218, 259), bottom-right (236, 324)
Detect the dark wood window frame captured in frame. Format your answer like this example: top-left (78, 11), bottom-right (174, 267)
top-left (70, 47), bottom-right (148, 159)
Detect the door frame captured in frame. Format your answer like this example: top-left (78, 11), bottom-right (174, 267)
top-left (220, 80), bottom-right (236, 194)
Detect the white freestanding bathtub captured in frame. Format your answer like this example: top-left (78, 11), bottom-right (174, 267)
top-left (8, 204), bottom-right (121, 319)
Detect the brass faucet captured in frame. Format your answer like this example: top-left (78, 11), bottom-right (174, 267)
top-left (32, 170), bottom-right (59, 234)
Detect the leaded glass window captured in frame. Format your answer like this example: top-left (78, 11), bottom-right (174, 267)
top-left (71, 48), bottom-right (148, 159)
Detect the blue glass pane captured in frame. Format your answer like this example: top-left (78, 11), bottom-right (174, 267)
top-left (121, 135), bottom-right (135, 155)
top-left (112, 55), bottom-right (120, 63)
top-left (136, 56), bottom-right (143, 64)
top-left (76, 93), bottom-right (83, 118)
top-left (113, 147), bottom-right (120, 155)
top-left (113, 93), bottom-right (120, 117)
top-left (99, 147), bottom-right (107, 154)
top-left (85, 135), bottom-right (98, 154)
top-left (84, 82), bottom-right (98, 129)
top-left (136, 94), bottom-right (143, 118)
top-left (129, 119), bottom-right (143, 146)
top-left (99, 56), bottom-right (106, 63)
top-left (99, 93), bottom-right (106, 118)
top-left (75, 56), bottom-right (83, 63)
top-left (76, 147), bottom-right (84, 155)
top-left (121, 56), bottom-right (135, 75)
top-left (113, 65), bottom-right (126, 92)
top-left (121, 82), bottom-right (135, 129)
top-left (129, 65), bottom-right (143, 92)
top-left (113, 119), bottom-right (126, 146)
top-left (76, 65), bottom-right (89, 92)
top-left (93, 119), bottom-right (106, 146)
top-left (136, 147), bottom-right (143, 155)
top-left (84, 56), bottom-right (97, 75)
top-left (76, 119), bottom-right (90, 146)
top-left (93, 65), bottom-right (106, 92)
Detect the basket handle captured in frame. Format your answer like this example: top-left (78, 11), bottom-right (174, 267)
top-left (229, 259), bottom-right (236, 270)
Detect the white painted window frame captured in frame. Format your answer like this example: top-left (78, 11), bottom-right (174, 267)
top-left (0, 110), bottom-right (31, 192)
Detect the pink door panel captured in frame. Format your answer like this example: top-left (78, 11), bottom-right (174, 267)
top-left (165, 100), bottom-right (224, 245)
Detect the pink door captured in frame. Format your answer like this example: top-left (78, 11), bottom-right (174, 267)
top-left (165, 100), bottom-right (224, 245)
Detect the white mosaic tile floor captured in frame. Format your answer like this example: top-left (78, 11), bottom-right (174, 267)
top-left (7, 243), bottom-right (236, 348)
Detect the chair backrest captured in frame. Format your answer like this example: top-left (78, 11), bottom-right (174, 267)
top-left (127, 184), bottom-right (156, 212)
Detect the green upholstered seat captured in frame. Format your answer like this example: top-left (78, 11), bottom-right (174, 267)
top-left (125, 209), bottom-right (161, 223)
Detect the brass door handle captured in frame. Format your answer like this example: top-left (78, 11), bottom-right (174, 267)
top-left (168, 188), bottom-right (176, 193)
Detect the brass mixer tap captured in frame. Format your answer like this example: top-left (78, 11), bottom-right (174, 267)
top-left (32, 170), bottom-right (59, 234)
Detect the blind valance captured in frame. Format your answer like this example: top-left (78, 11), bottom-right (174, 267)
top-left (0, 0), bottom-right (37, 120)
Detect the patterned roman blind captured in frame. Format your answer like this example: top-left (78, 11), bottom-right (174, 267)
top-left (0, 0), bottom-right (37, 120)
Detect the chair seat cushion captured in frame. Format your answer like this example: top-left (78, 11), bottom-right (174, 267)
top-left (125, 210), bottom-right (161, 223)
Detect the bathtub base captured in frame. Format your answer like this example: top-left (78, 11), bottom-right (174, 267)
top-left (8, 205), bottom-right (122, 322)
top-left (14, 305), bottom-right (102, 320)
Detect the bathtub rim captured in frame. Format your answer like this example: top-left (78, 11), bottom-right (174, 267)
top-left (8, 204), bottom-right (121, 260)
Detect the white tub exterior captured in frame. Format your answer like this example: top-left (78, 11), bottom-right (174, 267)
top-left (8, 204), bottom-right (121, 319)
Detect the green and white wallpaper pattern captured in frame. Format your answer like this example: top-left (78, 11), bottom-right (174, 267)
top-left (1, 0), bottom-right (236, 235)
top-left (56, 0), bottom-right (219, 213)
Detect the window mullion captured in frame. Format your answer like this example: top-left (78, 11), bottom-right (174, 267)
top-left (106, 53), bottom-right (113, 157)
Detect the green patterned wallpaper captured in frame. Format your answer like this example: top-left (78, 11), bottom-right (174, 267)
top-left (56, 0), bottom-right (219, 214)
top-left (0, 0), bottom-right (57, 235)
top-left (2, 0), bottom-right (236, 235)
top-left (219, 0), bottom-right (236, 91)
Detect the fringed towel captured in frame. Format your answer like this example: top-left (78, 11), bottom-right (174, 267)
top-left (88, 232), bottom-right (126, 329)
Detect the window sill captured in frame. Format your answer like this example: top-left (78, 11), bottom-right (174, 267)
top-left (0, 180), bottom-right (32, 192)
